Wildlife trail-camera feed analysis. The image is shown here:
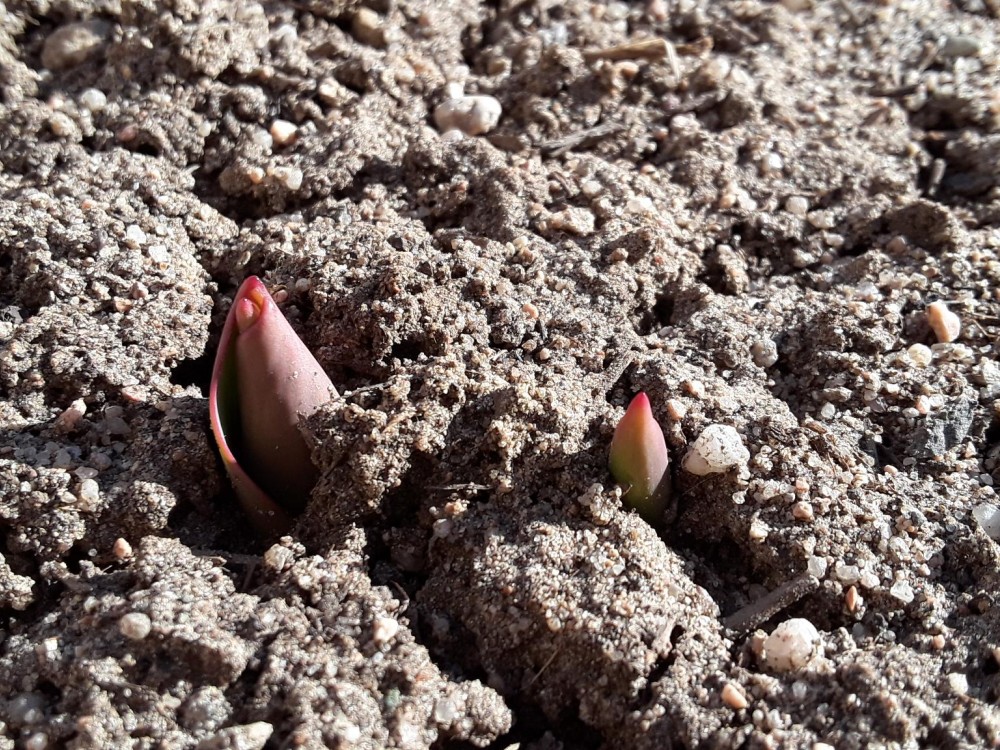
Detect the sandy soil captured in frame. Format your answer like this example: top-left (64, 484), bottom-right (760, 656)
top-left (2, 0), bottom-right (1000, 748)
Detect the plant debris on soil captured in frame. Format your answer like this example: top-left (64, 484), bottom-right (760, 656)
top-left (2, 0), bottom-right (1000, 748)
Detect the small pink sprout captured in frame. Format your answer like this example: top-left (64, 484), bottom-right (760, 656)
top-left (209, 276), bottom-right (337, 534)
top-left (608, 392), bottom-right (670, 522)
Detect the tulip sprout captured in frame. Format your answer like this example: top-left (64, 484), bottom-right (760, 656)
top-left (209, 276), bottom-right (337, 533)
top-left (609, 392), bottom-right (670, 522)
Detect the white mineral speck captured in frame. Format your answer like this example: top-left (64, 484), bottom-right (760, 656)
top-left (433, 698), bottom-right (459, 723)
top-left (807, 555), bottom-right (827, 578)
top-left (926, 301), bottom-right (960, 343)
top-left (77, 479), bottom-right (100, 507)
top-left (946, 672), bottom-right (969, 695)
top-left (119, 612), bottom-right (152, 640)
top-left (760, 152), bottom-right (783, 175)
top-left (906, 343), bottom-right (933, 367)
top-left (973, 503), bottom-right (1000, 540)
top-left (270, 166), bottom-right (303, 190)
top-left (147, 245), bottom-right (170, 267)
top-left (433, 95), bottom-right (502, 136)
top-left (889, 580), bottom-right (914, 604)
top-left (682, 424), bottom-right (750, 476)
top-left (834, 563), bottom-right (860, 584)
top-left (270, 119), bottom-right (298, 146)
top-left (785, 195), bottom-right (809, 216)
top-left (124, 225), bottom-right (147, 248)
top-left (79, 88), bottom-right (107, 112)
top-left (761, 618), bottom-right (821, 672)
top-left (372, 616), bottom-right (400, 646)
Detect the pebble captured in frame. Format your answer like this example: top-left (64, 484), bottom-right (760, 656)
top-left (433, 95), bottom-right (502, 136)
top-left (54, 398), bottom-right (87, 433)
top-left (751, 338), bottom-right (779, 367)
top-left (889, 580), bottom-right (914, 604)
top-left (269, 166), bottom-right (303, 190)
top-left (372, 616), bottom-right (400, 646)
top-left (41, 20), bottom-right (110, 71)
top-left (938, 34), bottom-right (982, 59)
top-left (972, 503), bottom-right (1000, 540)
top-left (124, 225), bottom-right (147, 248)
top-left (112, 538), bottom-right (133, 560)
top-left (791, 501), bottom-right (814, 522)
top-left (761, 618), bottom-right (821, 672)
top-left (906, 343), bottom-right (933, 367)
top-left (834, 563), bottom-right (860, 584)
top-left (77, 479), bottom-right (100, 509)
top-left (48, 112), bottom-right (78, 139)
top-left (119, 612), bottom-right (152, 640)
top-left (547, 207), bottom-right (595, 236)
top-left (807, 556), bottom-right (827, 578)
top-left (845, 585), bottom-right (860, 613)
top-left (79, 88), bottom-right (107, 113)
top-left (926, 301), bottom-right (960, 343)
top-left (353, 7), bottom-right (387, 47)
top-left (784, 195), bottom-right (809, 217)
top-left (721, 682), bottom-right (748, 710)
top-left (270, 119), bottom-right (297, 146)
top-left (682, 424), bottom-right (750, 476)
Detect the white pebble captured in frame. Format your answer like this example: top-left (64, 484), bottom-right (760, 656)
top-left (834, 564), bottom-right (860, 584)
top-left (784, 195), bottom-right (809, 216)
top-left (270, 119), bottom-right (298, 146)
top-left (946, 672), bottom-right (969, 696)
top-left (77, 479), bottom-right (100, 508)
top-left (889, 580), bottom-right (914, 604)
top-left (906, 343), bottom-right (933, 367)
top-left (269, 166), bottom-right (303, 190)
top-left (973, 503), bottom-right (1000, 540)
top-left (926, 301), bottom-right (960, 343)
top-left (79, 88), bottom-right (107, 112)
top-left (682, 424), bottom-right (750, 476)
top-left (119, 612), bottom-right (152, 640)
top-left (760, 152), bottom-right (783, 175)
top-left (761, 619), bottom-right (821, 672)
top-left (806, 555), bottom-right (827, 578)
top-left (124, 225), bottom-right (147, 248)
top-left (373, 616), bottom-right (399, 646)
top-left (433, 95), bottom-right (502, 136)
top-left (147, 245), bottom-right (170, 267)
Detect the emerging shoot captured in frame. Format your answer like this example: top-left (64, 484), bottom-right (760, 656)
top-left (209, 276), bottom-right (337, 534)
top-left (609, 392), bottom-right (670, 522)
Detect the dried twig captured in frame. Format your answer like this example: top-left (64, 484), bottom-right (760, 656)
top-left (722, 574), bottom-right (820, 632)
top-left (583, 37), bottom-right (671, 63)
top-left (538, 122), bottom-right (626, 157)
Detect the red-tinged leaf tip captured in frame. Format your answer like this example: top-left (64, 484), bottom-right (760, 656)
top-left (209, 276), bottom-right (337, 535)
top-left (609, 392), bottom-right (671, 522)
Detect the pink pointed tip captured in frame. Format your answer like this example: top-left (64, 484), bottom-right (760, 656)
top-left (629, 392), bottom-right (651, 413)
